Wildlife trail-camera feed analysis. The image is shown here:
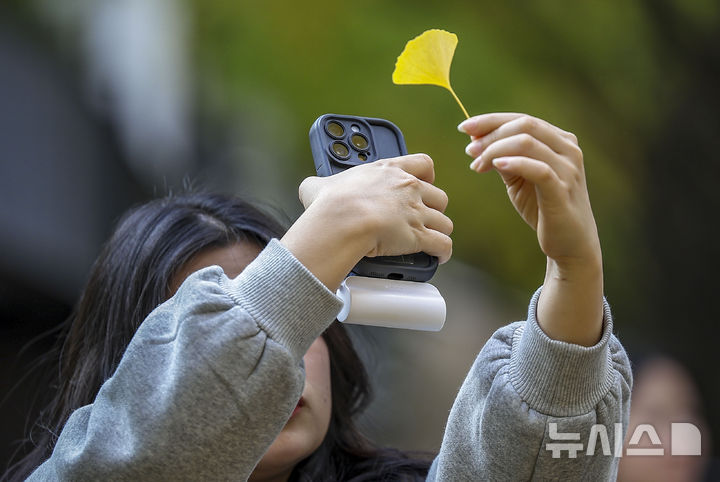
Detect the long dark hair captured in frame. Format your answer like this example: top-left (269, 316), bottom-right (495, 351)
top-left (5, 192), bottom-right (430, 481)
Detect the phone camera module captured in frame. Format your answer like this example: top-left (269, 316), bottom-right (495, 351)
top-left (358, 153), bottom-right (368, 161)
top-left (350, 133), bottom-right (369, 150)
top-left (325, 121), bottom-right (345, 139)
top-left (330, 141), bottom-right (350, 159)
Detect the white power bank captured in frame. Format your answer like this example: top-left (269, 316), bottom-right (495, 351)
top-left (336, 276), bottom-right (446, 331)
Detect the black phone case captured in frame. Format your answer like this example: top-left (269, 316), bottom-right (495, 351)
top-left (309, 113), bottom-right (438, 282)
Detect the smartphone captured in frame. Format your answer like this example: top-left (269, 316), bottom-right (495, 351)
top-left (309, 113), bottom-right (438, 282)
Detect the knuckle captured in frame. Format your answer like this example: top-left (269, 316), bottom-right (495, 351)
top-left (571, 143), bottom-right (584, 163)
top-left (518, 133), bottom-right (535, 149)
top-left (564, 143), bottom-right (584, 169)
top-left (298, 177), bottom-right (314, 200)
top-left (538, 165), bottom-right (555, 182)
top-left (571, 164), bottom-right (585, 184)
top-left (519, 115), bottom-right (538, 132)
top-left (408, 199), bottom-right (424, 212)
top-left (440, 190), bottom-right (449, 211)
top-left (298, 176), bottom-right (311, 191)
top-left (416, 153), bottom-right (435, 180)
top-left (379, 156), bottom-right (401, 168)
top-left (399, 173), bottom-right (421, 189)
top-left (561, 180), bottom-right (573, 197)
top-left (415, 152), bottom-right (433, 168)
top-left (376, 157), bottom-right (393, 169)
top-left (565, 131), bottom-right (579, 144)
top-left (383, 163), bottom-right (403, 178)
top-left (411, 216), bottom-right (425, 231)
top-left (573, 171), bottom-right (584, 185)
top-left (446, 217), bottom-right (454, 235)
top-left (442, 236), bottom-right (453, 257)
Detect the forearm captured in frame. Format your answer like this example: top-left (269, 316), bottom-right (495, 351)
top-left (537, 255), bottom-right (604, 346)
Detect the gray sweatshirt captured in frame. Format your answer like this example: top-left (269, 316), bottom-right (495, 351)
top-left (28, 239), bottom-right (632, 481)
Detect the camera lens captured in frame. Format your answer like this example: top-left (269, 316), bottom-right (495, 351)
top-left (326, 121), bottom-right (345, 138)
top-left (331, 141), bottom-right (350, 159)
top-left (350, 133), bottom-right (369, 150)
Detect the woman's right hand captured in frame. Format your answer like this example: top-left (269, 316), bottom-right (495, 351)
top-left (281, 154), bottom-right (453, 291)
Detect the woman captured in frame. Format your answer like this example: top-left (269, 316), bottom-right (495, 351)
top-left (9, 113), bottom-right (631, 480)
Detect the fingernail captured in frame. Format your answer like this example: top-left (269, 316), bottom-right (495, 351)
top-left (469, 157), bottom-right (481, 170)
top-left (465, 142), bottom-right (482, 157)
top-left (493, 158), bottom-right (509, 169)
top-left (457, 118), bottom-right (474, 133)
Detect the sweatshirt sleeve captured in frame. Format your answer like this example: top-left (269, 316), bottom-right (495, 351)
top-left (28, 239), bottom-right (344, 481)
top-left (428, 288), bottom-right (632, 481)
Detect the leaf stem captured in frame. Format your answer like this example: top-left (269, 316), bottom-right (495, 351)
top-left (448, 86), bottom-right (470, 119)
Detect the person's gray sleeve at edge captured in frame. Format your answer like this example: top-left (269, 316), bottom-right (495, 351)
top-left (27, 239), bottom-right (344, 481)
top-left (427, 289), bottom-right (632, 481)
top-left (27, 239), bottom-right (632, 481)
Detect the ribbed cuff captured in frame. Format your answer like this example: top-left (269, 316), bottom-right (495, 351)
top-left (219, 239), bottom-right (344, 361)
top-left (509, 287), bottom-right (615, 417)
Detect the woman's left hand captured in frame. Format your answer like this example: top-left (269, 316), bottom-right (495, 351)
top-left (460, 113), bottom-right (604, 346)
top-left (460, 113), bottom-right (600, 266)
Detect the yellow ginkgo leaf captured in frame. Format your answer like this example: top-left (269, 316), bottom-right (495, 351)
top-left (392, 29), bottom-right (469, 119)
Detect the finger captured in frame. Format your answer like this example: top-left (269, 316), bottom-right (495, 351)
top-left (383, 153), bottom-right (435, 184)
top-left (458, 113), bottom-right (524, 137)
top-left (419, 181), bottom-right (449, 212)
top-left (460, 113), bottom-right (577, 143)
top-left (465, 115), bottom-right (580, 159)
top-left (418, 230), bottom-right (453, 264)
top-left (422, 207), bottom-right (454, 236)
top-left (471, 134), bottom-right (573, 179)
top-left (491, 156), bottom-right (564, 201)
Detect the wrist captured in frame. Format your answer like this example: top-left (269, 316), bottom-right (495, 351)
top-left (280, 200), bottom-right (373, 291)
top-left (538, 255), bottom-right (604, 347)
top-left (545, 253), bottom-right (603, 286)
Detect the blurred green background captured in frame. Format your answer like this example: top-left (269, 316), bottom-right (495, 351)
top-left (189, 0), bottom-right (718, 341)
top-left (193, 0), bottom-right (645, 297)
top-left (2, 0), bottom-right (719, 467)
